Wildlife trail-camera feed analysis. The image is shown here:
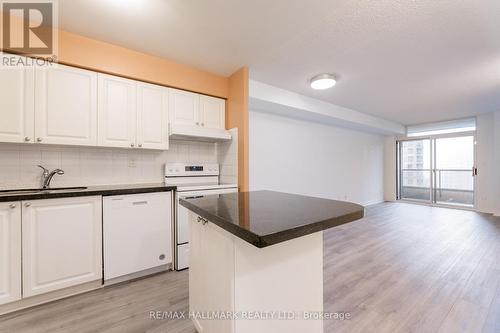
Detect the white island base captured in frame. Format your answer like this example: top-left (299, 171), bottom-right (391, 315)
top-left (189, 212), bottom-right (324, 333)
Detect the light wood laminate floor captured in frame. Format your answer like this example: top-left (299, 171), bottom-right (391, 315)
top-left (0, 202), bottom-right (499, 333)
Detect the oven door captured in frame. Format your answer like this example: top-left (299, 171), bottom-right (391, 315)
top-left (175, 187), bottom-right (238, 270)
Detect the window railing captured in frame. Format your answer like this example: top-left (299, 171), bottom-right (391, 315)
top-left (400, 168), bottom-right (474, 206)
top-left (400, 168), bottom-right (473, 191)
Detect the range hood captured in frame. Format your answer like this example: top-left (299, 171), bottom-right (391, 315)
top-left (169, 124), bottom-right (232, 142)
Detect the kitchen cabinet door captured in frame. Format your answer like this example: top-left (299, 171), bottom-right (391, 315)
top-left (0, 56), bottom-right (34, 144)
top-left (0, 202), bottom-right (22, 305)
top-left (22, 196), bottom-right (102, 297)
top-left (189, 213), bottom-right (205, 331)
top-left (169, 88), bottom-right (200, 127)
top-left (35, 64), bottom-right (98, 146)
top-left (203, 221), bottom-right (234, 333)
top-left (136, 82), bottom-right (169, 150)
top-left (98, 74), bottom-right (137, 148)
top-left (189, 215), bottom-right (234, 333)
top-left (200, 95), bottom-right (225, 129)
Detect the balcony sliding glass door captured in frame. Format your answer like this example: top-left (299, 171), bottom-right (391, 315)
top-left (397, 134), bottom-right (475, 208)
top-left (398, 139), bottom-right (432, 202)
top-left (433, 136), bottom-right (475, 206)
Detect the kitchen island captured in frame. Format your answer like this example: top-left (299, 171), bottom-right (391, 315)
top-left (180, 190), bottom-right (364, 333)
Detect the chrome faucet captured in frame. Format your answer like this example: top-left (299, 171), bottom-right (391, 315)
top-left (37, 165), bottom-right (65, 189)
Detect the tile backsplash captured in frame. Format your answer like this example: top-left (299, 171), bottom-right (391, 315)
top-left (218, 128), bottom-right (238, 185)
top-left (0, 140), bottom-right (226, 189)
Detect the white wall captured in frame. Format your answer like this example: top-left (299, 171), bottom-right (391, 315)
top-left (0, 140), bottom-right (223, 189)
top-left (494, 112), bottom-right (500, 216)
top-left (383, 136), bottom-right (397, 201)
top-left (475, 113), bottom-right (496, 214)
top-left (249, 110), bottom-right (385, 206)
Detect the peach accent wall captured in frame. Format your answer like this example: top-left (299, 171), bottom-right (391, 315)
top-left (58, 30), bottom-right (228, 98)
top-left (227, 67), bottom-right (249, 191)
top-left (0, 12), bottom-right (228, 97)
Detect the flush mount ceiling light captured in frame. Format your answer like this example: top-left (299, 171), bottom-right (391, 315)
top-left (310, 74), bottom-right (337, 90)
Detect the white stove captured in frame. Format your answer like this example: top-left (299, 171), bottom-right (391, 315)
top-left (165, 163), bottom-right (238, 270)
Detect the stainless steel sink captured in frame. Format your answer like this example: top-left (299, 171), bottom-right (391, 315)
top-left (0, 186), bottom-right (88, 195)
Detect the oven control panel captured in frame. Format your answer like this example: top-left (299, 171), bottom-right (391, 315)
top-left (165, 163), bottom-right (219, 177)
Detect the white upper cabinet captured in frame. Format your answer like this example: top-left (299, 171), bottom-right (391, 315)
top-left (169, 89), bottom-right (200, 127)
top-left (0, 202), bottom-right (22, 306)
top-left (0, 56), bottom-right (34, 144)
top-left (0, 55), bottom-right (231, 149)
top-left (136, 82), bottom-right (169, 150)
top-left (169, 88), bottom-right (226, 131)
top-left (22, 196), bottom-right (102, 297)
top-left (200, 95), bottom-right (225, 129)
top-left (35, 64), bottom-right (98, 146)
top-left (98, 74), bottom-right (137, 148)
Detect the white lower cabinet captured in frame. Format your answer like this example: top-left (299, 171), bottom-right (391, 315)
top-left (22, 196), bottom-right (102, 297)
top-left (0, 202), bottom-right (22, 306)
top-left (190, 213), bottom-right (234, 333)
top-left (189, 214), bottom-right (324, 333)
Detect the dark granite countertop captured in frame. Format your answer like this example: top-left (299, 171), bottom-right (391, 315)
top-left (179, 190), bottom-right (364, 248)
top-left (0, 183), bottom-right (176, 202)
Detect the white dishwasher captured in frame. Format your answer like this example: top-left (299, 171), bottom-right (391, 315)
top-left (103, 192), bottom-right (173, 284)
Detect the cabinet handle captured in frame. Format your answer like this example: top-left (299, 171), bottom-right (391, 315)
top-left (138, 144), bottom-right (143, 148)
top-left (24, 137), bottom-right (31, 142)
top-left (197, 216), bottom-right (202, 223)
top-left (130, 143), bottom-right (135, 148)
top-left (36, 137), bottom-right (42, 142)
top-left (24, 203), bottom-right (31, 207)
top-left (201, 123), bottom-right (205, 127)
top-left (196, 122), bottom-right (199, 126)
top-left (9, 204), bottom-right (16, 209)
top-left (202, 218), bottom-right (208, 225)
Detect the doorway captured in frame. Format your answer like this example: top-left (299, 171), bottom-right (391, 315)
top-left (397, 134), bottom-right (476, 208)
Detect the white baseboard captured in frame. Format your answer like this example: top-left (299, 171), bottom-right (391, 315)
top-left (363, 200), bottom-right (385, 207)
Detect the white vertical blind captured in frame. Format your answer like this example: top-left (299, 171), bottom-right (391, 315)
top-left (407, 118), bottom-right (476, 137)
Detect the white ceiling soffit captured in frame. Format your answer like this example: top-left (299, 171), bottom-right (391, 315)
top-left (250, 80), bottom-right (405, 135)
top-left (59, 0), bottom-right (500, 125)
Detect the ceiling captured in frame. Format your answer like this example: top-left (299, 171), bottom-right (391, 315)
top-left (59, 0), bottom-right (500, 125)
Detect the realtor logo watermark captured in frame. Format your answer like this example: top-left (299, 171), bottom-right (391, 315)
top-left (1, 0), bottom-right (58, 67)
